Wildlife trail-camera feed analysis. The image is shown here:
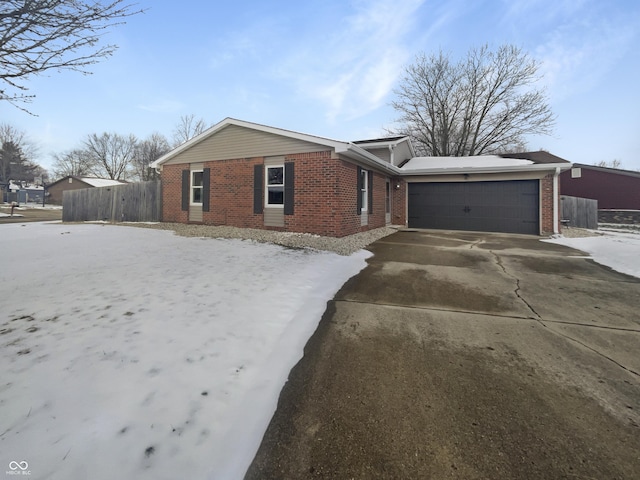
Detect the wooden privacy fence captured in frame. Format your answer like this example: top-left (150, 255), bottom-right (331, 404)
top-left (560, 195), bottom-right (598, 229)
top-left (63, 181), bottom-right (161, 222)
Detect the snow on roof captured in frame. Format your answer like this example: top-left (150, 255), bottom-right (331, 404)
top-left (79, 177), bottom-right (126, 187)
top-left (402, 155), bottom-right (534, 171)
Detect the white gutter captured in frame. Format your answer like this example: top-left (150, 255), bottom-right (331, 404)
top-left (336, 143), bottom-right (402, 176)
top-left (400, 162), bottom-right (572, 176)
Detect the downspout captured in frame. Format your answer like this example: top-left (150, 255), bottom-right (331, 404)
top-left (553, 167), bottom-right (560, 234)
top-left (388, 144), bottom-right (395, 165)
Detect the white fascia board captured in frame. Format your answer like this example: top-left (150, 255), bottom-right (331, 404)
top-left (353, 136), bottom-right (410, 149)
top-left (400, 162), bottom-right (572, 176)
top-left (355, 136), bottom-right (417, 158)
top-left (336, 143), bottom-right (402, 175)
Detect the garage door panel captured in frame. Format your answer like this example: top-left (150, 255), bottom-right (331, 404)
top-left (408, 181), bottom-right (539, 235)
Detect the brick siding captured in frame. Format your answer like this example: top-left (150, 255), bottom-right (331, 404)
top-left (391, 178), bottom-right (407, 226)
top-left (161, 151), bottom-right (406, 238)
top-left (540, 173), bottom-right (556, 235)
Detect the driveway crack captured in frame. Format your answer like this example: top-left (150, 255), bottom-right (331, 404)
top-left (490, 251), bottom-right (542, 321)
top-left (545, 324), bottom-right (640, 378)
top-left (490, 251), bottom-right (640, 378)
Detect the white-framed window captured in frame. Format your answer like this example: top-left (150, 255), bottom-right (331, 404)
top-left (265, 165), bottom-right (284, 206)
top-left (191, 170), bottom-right (203, 205)
top-left (571, 167), bottom-right (582, 178)
top-left (360, 168), bottom-right (368, 213)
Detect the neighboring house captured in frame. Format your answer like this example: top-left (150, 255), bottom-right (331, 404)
top-left (151, 118), bottom-right (571, 237)
top-left (47, 176), bottom-right (126, 205)
top-left (1, 181), bottom-right (43, 203)
top-left (560, 163), bottom-right (640, 210)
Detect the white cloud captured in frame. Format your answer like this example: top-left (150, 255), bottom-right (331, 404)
top-left (493, 0), bottom-right (640, 102)
top-left (499, 0), bottom-right (590, 26)
top-left (535, 13), bottom-right (638, 101)
top-left (274, 0), bottom-right (427, 122)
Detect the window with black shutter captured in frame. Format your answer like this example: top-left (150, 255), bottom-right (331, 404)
top-left (253, 164), bottom-right (263, 214)
top-left (284, 162), bottom-right (294, 215)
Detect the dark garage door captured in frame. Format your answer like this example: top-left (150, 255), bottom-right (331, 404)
top-left (408, 180), bottom-right (539, 234)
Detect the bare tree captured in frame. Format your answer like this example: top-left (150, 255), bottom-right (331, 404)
top-left (172, 114), bottom-right (208, 147)
top-left (0, 1), bottom-right (143, 109)
top-left (0, 123), bottom-right (40, 183)
top-left (132, 132), bottom-right (170, 181)
top-left (595, 159), bottom-right (622, 169)
top-left (51, 149), bottom-right (94, 179)
top-left (83, 132), bottom-right (137, 180)
top-left (391, 45), bottom-right (555, 156)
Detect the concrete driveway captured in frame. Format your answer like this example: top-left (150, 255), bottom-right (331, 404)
top-left (246, 230), bottom-right (640, 480)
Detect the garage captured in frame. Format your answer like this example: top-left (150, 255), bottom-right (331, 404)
top-left (408, 180), bottom-right (540, 234)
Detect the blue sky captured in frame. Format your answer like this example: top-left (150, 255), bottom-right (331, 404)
top-left (3, 0), bottom-right (640, 172)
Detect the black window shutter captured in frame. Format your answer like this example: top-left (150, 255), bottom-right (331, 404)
top-left (181, 169), bottom-right (190, 211)
top-left (284, 162), bottom-right (294, 215)
top-left (202, 168), bottom-right (210, 212)
top-left (253, 164), bottom-right (263, 214)
top-left (368, 170), bottom-right (373, 214)
top-left (356, 166), bottom-right (362, 215)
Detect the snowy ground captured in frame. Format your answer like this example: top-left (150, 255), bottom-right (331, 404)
top-left (0, 223), bottom-right (370, 479)
top-left (544, 229), bottom-right (640, 279)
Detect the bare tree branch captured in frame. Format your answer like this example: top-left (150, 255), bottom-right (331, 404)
top-left (391, 44), bottom-right (555, 156)
top-left (82, 132), bottom-right (137, 180)
top-left (172, 114), bottom-right (209, 147)
top-left (0, 1), bottom-right (144, 109)
top-left (0, 122), bottom-right (41, 183)
top-left (133, 132), bottom-right (169, 181)
top-left (51, 148), bottom-right (93, 179)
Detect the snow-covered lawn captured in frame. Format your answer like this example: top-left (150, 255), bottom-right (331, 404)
top-left (544, 229), bottom-right (640, 279)
top-left (0, 223), bottom-right (370, 479)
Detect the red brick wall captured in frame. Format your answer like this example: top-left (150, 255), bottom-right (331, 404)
top-left (540, 173), bottom-right (556, 235)
top-left (204, 157), bottom-right (263, 229)
top-left (367, 171), bottom-right (387, 230)
top-left (160, 164), bottom-right (188, 224)
top-left (160, 152), bottom-right (404, 237)
top-left (283, 151), bottom-right (343, 236)
top-left (391, 177), bottom-right (407, 226)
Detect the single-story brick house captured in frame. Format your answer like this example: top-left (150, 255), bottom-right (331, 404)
top-left (47, 176), bottom-right (127, 204)
top-left (151, 118), bottom-right (571, 237)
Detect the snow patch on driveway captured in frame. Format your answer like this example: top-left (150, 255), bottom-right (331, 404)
top-left (544, 230), bottom-right (640, 279)
top-left (0, 223), bottom-right (370, 479)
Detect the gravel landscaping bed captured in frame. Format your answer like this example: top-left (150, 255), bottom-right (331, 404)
top-left (559, 227), bottom-right (604, 238)
top-left (129, 222), bottom-right (400, 255)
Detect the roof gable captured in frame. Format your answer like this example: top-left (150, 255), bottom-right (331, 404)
top-left (151, 117), bottom-right (400, 175)
top-left (160, 123), bottom-right (335, 166)
top-left (153, 118), bottom-right (350, 167)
